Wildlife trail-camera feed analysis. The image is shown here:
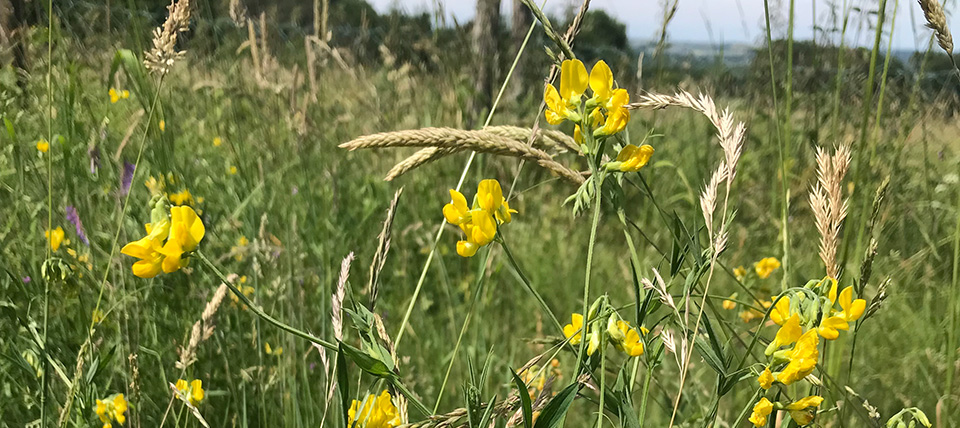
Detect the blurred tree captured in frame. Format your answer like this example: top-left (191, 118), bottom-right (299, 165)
top-left (472, 0), bottom-right (501, 121)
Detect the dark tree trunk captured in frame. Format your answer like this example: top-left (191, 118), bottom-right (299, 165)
top-left (471, 0), bottom-right (500, 123)
top-left (507, 0), bottom-right (531, 99)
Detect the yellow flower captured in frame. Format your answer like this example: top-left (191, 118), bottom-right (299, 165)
top-left (586, 331), bottom-right (601, 356)
top-left (109, 88), bottom-right (120, 103)
top-left (615, 320), bottom-right (644, 357)
top-left (589, 60), bottom-right (614, 103)
top-left (734, 265), bottom-right (747, 280)
top-left (121, 220), bottom-right (170, 278)
top-left (770, 296), bottom-right (791, 325)
top-left (594, 90), bottom-right (631, 137)
top-left (168, 189), bottom-right (194, 206)
top-left (476, 179), bottom-right (504, 213)
top-left (229, 166), bottom-right (238, 175)
top-left (758, 367), bottom-right (774, 389)
top-left (213, 136), bottom-right (222, 147)
top-left (573, 125), bottom-right (583, 145)
top-left (36, 139), bottom-right (50, 153)
top-left (749, 397), bottom-right (774, 427)
top-left (349, 390), bottom-right (401, 428)
top-left (159, 120), bottom-right (166, 132)
top-left (754, 257), bottom-right (781, 279)
top-left (837, 285), bottom-right (866, 322)
top-left (776, 329), bottom-right (819, 385)
top-left (176, 379), bottom-right (205, 406)
top-left (722, 294), bottom-right (737, 310)
top-left (265, 342), bottom-right (284, 356)
top-left (767, 313), bottom-right (802, 354)
top-left (544, 59), bottom-right (588, 125)
top-left (786, 395), bottom-right (823, 425)
top-left (497, 200), bottom-right (518, 224)
top-left (158, 206), bottom-right (205, 273)
top-left (443, 189), bottom-right (470, 226)
top-left (563, 313), bottom-right (584, 345)
top-left (611, 144), bottom-right (654, 172)
top-left (817, 315), bottom-right (849, 340)
top-left (45, 227), bottom-right (65, 251)
top-left (95, 393), bottom-right (127, 427)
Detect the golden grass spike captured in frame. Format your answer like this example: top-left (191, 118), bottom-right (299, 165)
top-left (919, 0), bottom-right (954, 54)
top-left (341, 128), bottom-right (585, 184)
top-left (385, 147), bottom-right (459, 181)
top-left (144, 0), bottom-right (193, 75)
top-left (177, 283), bottom-right (227, 370)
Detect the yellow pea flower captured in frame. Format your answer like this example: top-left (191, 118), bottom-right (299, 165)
top-left (213, 136), bottom-right (222, 146)
top-left (758, 367), bottom-right (774, 389)
top-left (443, 189), bottom-right (470, 225)
top-left (349, 390), bottom-right (401, 428)
top-left (229, 166), bottom-right (238, 175)
top-left (776, 329), bottom-right (819, 385)
top-left (817, 315), bottom-right (849, 340)
top-left (770, 296), bottom-right (791, 325)
top-left (749, 397), bottom-right (774, 427)
top-left (837, 285), bottom-right (866, 322)
top-left (615, 320), bottom-right (644, 357)
top-left (722, 299), bottom-right (737, 310)
top-left (573, 125), bottom-right (583, 145)
top-left (36, 139), bottom-right (50, 153)
top-left (466, 210), bottom-right (496, 246)
top-left (610, 144), bottom-right (654, 172)
top-left (733, 265), bottom-right (747, 280)
top-left (122, 90), bottom-right (130, 99)
top-left (589, 60), bottom-right (614, 103)
top-left (158, 206), bottom-right (205, 273)
top-left (477, 179), bottom-right (504, 213)
top-left (544, 59), bottom-right (588, 124)
top-left (109, 88), bottom-right (120, 103)
top-left (586, 331), bottom-right (602, 356)
top-left (265, 342), bottom-right (284, 356)
top-left (563, 313), bottom-right (584, 345)
top-left (95, 393), bottom-right (128, 428)
top-left (176, 379), bottom-right (205, 406)
top-left (786, 395), bottom-right (823, 426)
top-left (45, 227), bottom-right (65, 252)
top-left (767, 313), bottom-right (802, 354)
top-left (754, 257), bottom-right (781, 279)
top-left (496, 200), bottom-right (518, 224)
top-left (159, 120), bottom-right (166, 132)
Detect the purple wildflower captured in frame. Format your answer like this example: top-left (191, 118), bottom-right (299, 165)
top-left (22, 276), bottom-right (31, 283)
top-left (120, 161), bottom-right (136, 196)
top-left (65, 206), bottom-right (89, 245)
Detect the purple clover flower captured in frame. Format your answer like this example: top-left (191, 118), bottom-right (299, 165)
top-left (120, 161), bottom-right (136, 196)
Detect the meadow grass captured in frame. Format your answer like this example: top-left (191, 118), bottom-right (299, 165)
top-left (2, 0), bottom-right (960, 427)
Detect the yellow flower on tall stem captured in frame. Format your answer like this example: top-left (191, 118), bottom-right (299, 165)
top-left (563, 313), bottom-right (585, 345)
top-left (36, 139), bottom-right (50, 153)
top-left (749, 397), bottom-right (773, 427)
top-left (349, 390), bottom-right (401, 428)
top-left (786, 395), bottom-right (823, 425)
top-left (754, 257), bottom-right (781, 279)
top-left (176, 378), bottom-right (205, 406)
top-left (544, 59), bottom-right (588, 124)
top-left (45, 227), bottom-right (65, 252)
top-left (95, 393), bottom-right (128, 428)
top-left (758, 366), bottom-right (774, 389)
top-left (776, 329), bottom-right (819, 385)
top-left (443, 179), bottom-right (515, 258)
top-left (610, 144), bottom-right (654, 172)
top-left (158, 205), bottom-right (206, 273)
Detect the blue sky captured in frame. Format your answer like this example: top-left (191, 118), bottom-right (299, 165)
top-left (368, 0), bottom-right (960, 51)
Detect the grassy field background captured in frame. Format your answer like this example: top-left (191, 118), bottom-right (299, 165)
top-left (2, 0), bottom-right (960, 427)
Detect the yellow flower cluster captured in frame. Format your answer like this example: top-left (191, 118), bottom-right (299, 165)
top-left (175, 378), bottom-right (205, 407)
top-left (747, 277), bottom-right (865, 426)
top-left (754, 257), bottom-right (781, 279)
top-left (349, 390), bottom-right (401, 428)
top-left (443, 179), bottom-right (516, 257)
top-left (562, 312), bottom-right (645, 358)
top-left (36, 139), bottom-right (50, 153)
top-left (121, 199), bottom-right (205, 278)
top-left (95, 394), bottom-right (128, 428)
top-left (109, 88), bottom-right (130, 103)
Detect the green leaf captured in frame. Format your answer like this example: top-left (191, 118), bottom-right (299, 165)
top-left (3, 117), bottom-right (14, 141)
top-left (336, 344), bottom-right (351, 428)
top-left (340, 342), bottom-right (394, 378)
top-left (533, 382), bottom-right (581, 428)
top-left (511, 370), bottom-right (534, 428)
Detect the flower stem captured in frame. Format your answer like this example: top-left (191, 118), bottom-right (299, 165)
top-left (498, 233), bottom-right (563, 334)
top-left (577, 176), bottom-right (603, 373)
top-left (197, 251), bottom-right (336, 350)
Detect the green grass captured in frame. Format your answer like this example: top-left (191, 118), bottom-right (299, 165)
top-left (2, 2), bottom-right (960, 427)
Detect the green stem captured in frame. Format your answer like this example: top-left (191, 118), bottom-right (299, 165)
top-left (433, 248), bottom-right (492, 414)
top-left (762, 0), bottom-right (790, 291)
top-left (576, 175), bottom-right (603, 373)
top-left (197, 251), bottom-right (336, 350)
top-left (597, 350), bottom-right (605, 428)
top-left (637, 363), bottom-right (653, 425)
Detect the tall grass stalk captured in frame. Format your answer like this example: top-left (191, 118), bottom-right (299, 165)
top-left (762, 0), bottom-right (791, 291)
top-left (41, 0), bottom-right (54, 424)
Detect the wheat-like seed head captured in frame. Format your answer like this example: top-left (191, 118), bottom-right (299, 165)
top-left (332, 252), bottom-right (354, 342)
top-left (145, 0), bottom-right (193, 75)
top-left (809, 145), bottom-right (851, 279)
top-left (919, 0), bottom-right (954, 54)
top-left (177, 283), bottom-right (227, 370)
